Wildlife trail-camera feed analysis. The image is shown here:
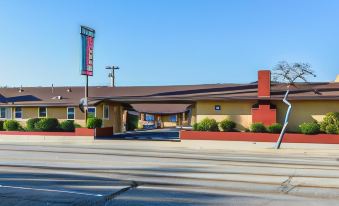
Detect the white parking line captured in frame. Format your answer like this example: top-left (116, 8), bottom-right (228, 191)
top-left (0, 184), bottom-right (103, 197)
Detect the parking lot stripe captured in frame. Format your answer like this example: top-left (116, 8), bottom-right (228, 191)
top-left (0, 184), bottom-right (103, 197)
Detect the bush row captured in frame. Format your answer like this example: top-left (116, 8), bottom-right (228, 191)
top-left (0, 118), bottom-right (83, 132)
top-left (298, 112), bottom-right (339, 135)
top-left (0, 117), bottom-right (103, 132)
top-left (192, 112), bottom-right (339, 135)
top-left (192, 118), bottom-right (284, 134)
top-left (192, 118), bottom-right (237, 132)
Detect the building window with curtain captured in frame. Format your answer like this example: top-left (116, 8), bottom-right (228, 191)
top-left (0, 107), bottom-right (6, 119)
top-left (15, 107), bottom-right (22, 119)
top-left (38, 107), bottom-right (47, 118)
top-left (103, 105), bottom-right (109, 120)
top-left (169, 115), bottom-right (177, 122)
top-left (145, 114), bottom-right (154, 121)
top-left (67, 107), bottom-right (75, 120)
top-left (87, 107), bottom-right (96, 118)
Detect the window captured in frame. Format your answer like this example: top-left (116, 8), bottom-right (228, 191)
top-left (15, 107), bottom-right (22, 119)
top-left (103, 105), bottom-right (109, 120)
top-left (87, 107), bottom-right (96, 118)
top-left (39, 107), bottom-right (47, 118)
top-left (169, 115), bottom-right (177, 122)
top-left (145, 114), bottom-right (154, 121)
top-left (215, 105), bottom-right (221, 111)
top-left (67, 107), bottom-right (75, 120)
top-left (0, 107), bottom-right (6, 119)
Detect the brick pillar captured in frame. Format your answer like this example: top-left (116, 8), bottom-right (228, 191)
top-left (258, 70), bottom-right (271, 98)
top-left (251, 104), bottom-right (276, 126)
top-left (252, 70), bottom-right (276, 126)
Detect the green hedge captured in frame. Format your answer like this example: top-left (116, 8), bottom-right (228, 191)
top-left (126, 114), bottom-right (139, 131)
top-left (35, 118), bottom-right (60, 131)
top-left (60, 120), bottom-right (75, 132)
top-left (87, 117), bottom-right (102, 129)
top-left (192, 123), bottom-right (199, 131)
top-left (0, 120), bottom-right (4, 131)
top-left (250, 123), bottom-right (266, 133)
top-left (320, 112), bottom-right (339, 134)
top-left (26, 118), bottom-right (41, 131)
top-left (196, 118), bottom-right (219, 131)
top-left (219, 119), bottom-right (236, 132)
top-left (4, 120), bottom-right (20, 131)
top-left (299, 122), bottom-right (320, 135)
top-left (267, 123), bottom-right (283, 134)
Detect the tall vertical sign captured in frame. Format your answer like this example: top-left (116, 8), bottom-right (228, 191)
top-left (80, 26), bottom-right (95, 120)
top-left (81, 26), bottom-right (95, 76)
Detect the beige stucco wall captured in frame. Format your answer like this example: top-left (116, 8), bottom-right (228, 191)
top-left (190, 106), bottom-right (197, 125)
top-left (196, 100), bottom-right (256, 130)
top-left (272, 100), bottom-right (339, 132)
top-left (9, 107), bottom-right (86, 127)
top-left (195, 100), bottom-right (339, 132)
top-left (1, 102), bottom-right (125, 133)
top-left (94, 102), bottom-right (124, 133)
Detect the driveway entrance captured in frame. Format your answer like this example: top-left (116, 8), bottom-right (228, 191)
top-left (112, 128), bottom-right (180, 141)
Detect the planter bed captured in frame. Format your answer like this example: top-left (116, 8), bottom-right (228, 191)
top-left (0, 131), bottom-right (76, 136)
top-left (180, 130), bottom-right (339, 144)
top-left (75, 127), bottom-right (114, 137)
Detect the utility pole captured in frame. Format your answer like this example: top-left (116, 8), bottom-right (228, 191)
top-left (106, 66), bottom-right (120, 87)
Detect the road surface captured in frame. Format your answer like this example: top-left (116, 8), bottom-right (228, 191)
top-left (0, 139), bottom-right (338, 205)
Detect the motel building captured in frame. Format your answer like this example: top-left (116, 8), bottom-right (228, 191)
top-left (0, 70), bottom-right (338, 134)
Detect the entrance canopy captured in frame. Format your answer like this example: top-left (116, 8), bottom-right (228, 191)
top-left (131, 104), bottom-right (191, 114)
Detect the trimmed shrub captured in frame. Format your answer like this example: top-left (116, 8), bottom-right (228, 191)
top-left (4, 120), bottom-right (20, 131)
top-left (0, 120), bottom-right (4, 131)
top-left (197, 118), bottom-right (219, 131)
top-left (250, 123), bottom-right (266, 133)
top-left (267, 123), bottom-right (283, 134)
top-left (299, 122), bottom-right (320, 135)
top-left (26, 118), bottom-right (41, 131)
top-left (192, 123), bottom-right (199, 131)
top-left (35, 118), bottom-right (60, 131)
top-left (320, 112), bottom-right (339, 134)
top-left (325, 124), bottom-right (338, 134)
top-left (126, 114), bottom-right (139, 131)
top-left (60, 120), bottom-right (75, 132)
top-left (87, 117), bottom-right (102, 129)
top-left (219, 119), bottom-right (236, 132)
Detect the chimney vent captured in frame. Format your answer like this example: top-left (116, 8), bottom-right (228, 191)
top-left (19, 85), bottom-right (24, 93)
top-left (52, 96), bottom-right (62, 100)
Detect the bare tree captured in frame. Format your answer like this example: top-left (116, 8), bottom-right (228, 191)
top-left (273, 61), bottom-right (316, 149)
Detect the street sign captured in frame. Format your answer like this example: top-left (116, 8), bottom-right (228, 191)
top-left (80, 26), bottom-right (95, 76)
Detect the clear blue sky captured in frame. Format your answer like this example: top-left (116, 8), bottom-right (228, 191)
top-left (0, 0), bottom-right (338, 87)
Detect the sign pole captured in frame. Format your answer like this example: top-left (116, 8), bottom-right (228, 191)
top-left (80, 25), bottom-right (95, 124)
top-left (85, 75), bottom-right (88, 122)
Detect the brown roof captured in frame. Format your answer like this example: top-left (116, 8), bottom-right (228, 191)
top-left (0, 82), bottom-right (338, 108)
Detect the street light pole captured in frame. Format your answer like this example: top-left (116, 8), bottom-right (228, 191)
top-left (106, 66), bottom-right (120, 87)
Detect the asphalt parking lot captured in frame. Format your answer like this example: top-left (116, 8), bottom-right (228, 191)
top-left (110, 128), bottom-right (180, 141)
top-left (0, 140), bottom-right (339, 205)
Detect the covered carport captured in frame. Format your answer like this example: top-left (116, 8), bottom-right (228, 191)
top-left (129, 103), bottom-right (192, 129)
top-left (93, 98), bottom-right (195, 141)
